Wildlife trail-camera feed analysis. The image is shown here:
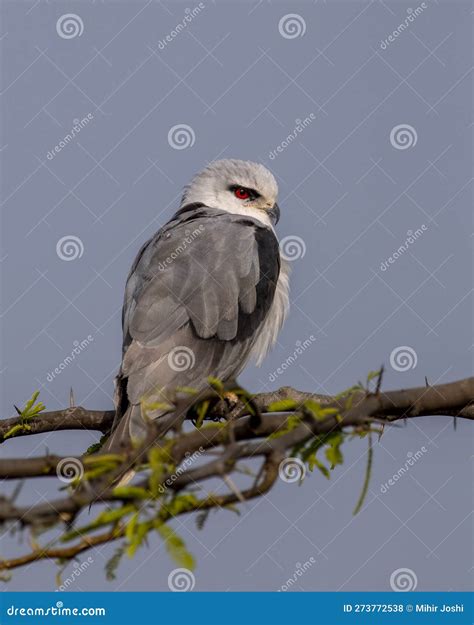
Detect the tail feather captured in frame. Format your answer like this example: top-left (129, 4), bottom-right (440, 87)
top-left (101, 404), bottom-right (145, 453)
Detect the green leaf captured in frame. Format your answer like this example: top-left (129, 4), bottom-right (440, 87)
top-left (207, 376), bottom-right (224, 392)
top-left (84, 454), bottom-right (123, 466)
top-left (304, 400), bottom-right (339, 420)
top-left (85, 442), bottom-right (102, 455)
top-left (308, 454), bottom-right (330, 479)
top-left (325, 433), bottom-right (344, 469)
top-left (268, 414), bottom-right (301, 439)
top-left (3, 424), bottom-right (26, 439)
top-left (82, 465), bottom-right (117, 481)
top-left (3, 391), bottom-right (45, 439)
top-left (334, 384), bottom-right (363, 401)
top-left (366, 369), bottom-right (383, 392)
top-left (126, 520), bottom-right (151, 558)
top-left (353, 433), bottom-right (373, 515)
top-left (155, 523), bottom-right (195, 570)
top-left (366, 369), bottom-right (382, 383)
top-left (85, 433), bottom-right (111, 455)
top-left (61, 505), bottom-right (135, 542)
top-left (162, 493), bottom-right (199, 517)
top-left (125, 511), bottom-right (139, 544)
top-left (175, 386), bottom-right (199, 396)
top-left (112, 486), bottom-right (150, 500)
top-left (142, 400), bottom-right (173, 417)
top-left (91, 504), bottom-right (136, 526)
top-left (19, 391), bottom-right (45, 420)
top-left (148, 447), bottom-right (166, 498)
top-left (267, 399), bottom-right (298, 412)
top-left (195, 400), bottom-right (210, 428)
top-left (105, 546), bottom-right (125, 581)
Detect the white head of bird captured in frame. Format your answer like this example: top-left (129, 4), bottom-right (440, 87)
top-left (181, 159), bottom-right (280, 228)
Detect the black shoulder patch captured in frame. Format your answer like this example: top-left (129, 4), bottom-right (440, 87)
top-left (233, 223), bottom-right (280, 342)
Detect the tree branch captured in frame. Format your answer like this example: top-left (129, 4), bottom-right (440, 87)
top-left (0, 376), bottom-right (472, 574)
top-left (0, 407), bottom-right (114, 442)
top-left (2, 380), bottom-right (472, 445)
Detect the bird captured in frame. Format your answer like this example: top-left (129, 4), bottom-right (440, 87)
top-left (105, 159), bottom-right (290, 452)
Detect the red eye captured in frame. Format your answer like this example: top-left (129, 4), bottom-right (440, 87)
top-left (234, 187), bottom-right (250, 200)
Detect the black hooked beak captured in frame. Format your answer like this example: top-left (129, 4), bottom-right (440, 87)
top-left (268, 202), bottom-right (280, 225)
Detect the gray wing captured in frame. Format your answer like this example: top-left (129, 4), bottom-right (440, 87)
top-left (118, 206), bottom-right (280, 411)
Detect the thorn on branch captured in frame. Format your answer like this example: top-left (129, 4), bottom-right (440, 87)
top-left (69, 388), bottom-right (75, 408)
top-left (222, 474), bottom-right (246, 503)
top-left (375, 365), bottom-right (384, 395)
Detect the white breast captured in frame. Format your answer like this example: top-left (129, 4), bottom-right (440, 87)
top-left (249, 258), bottom-right (291, 366)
